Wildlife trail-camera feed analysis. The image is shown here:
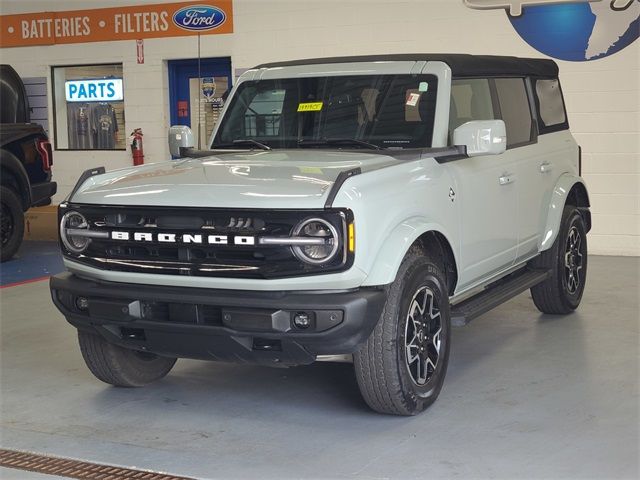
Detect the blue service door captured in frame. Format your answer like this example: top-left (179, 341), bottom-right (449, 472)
top-left (168, 57), bottom-right (232, 148)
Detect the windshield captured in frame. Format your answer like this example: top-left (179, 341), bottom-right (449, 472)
top-left (211, 74), bottom-right (438, 150)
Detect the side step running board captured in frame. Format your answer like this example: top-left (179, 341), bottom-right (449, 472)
top-left (450, 268), bottom-right (551, 326)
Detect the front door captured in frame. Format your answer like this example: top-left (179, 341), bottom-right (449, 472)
top-left (168, 57), bottom-right (232, 149)
top-left (448, 155), bottom-right (519, 290)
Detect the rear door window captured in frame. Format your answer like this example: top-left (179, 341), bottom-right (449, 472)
top-left (494, 78), bottom-right (534, 148)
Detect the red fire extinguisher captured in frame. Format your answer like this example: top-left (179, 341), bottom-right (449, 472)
top-left (130, 128), bottom-right (144, 166)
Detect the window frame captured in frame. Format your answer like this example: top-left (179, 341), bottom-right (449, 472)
top-left (50, 62), bottom-right (126, 152)
top-left (212, 74), bottom-right (440, 150)
top-left (492, 76), bottom-right (538, 150)
top-left (532, 77), bottom-right (570, 135)
top-left (449, 77), bottom-right (497, 135)
top-left (448, 75), bottom-right (539, 152)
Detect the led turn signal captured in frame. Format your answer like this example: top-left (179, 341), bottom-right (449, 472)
top-left (348, 223), bottom-right (355, 253)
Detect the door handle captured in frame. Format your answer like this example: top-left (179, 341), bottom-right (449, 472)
top-left (499, 174), bottom-right (514, 185)
top-left (540, 162), bottom-right (553, 173)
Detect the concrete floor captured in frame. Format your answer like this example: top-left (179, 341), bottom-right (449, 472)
top-left (0, 241), bottom-right (63, 287)
top-left (1, 255), bottom-right (638, 479)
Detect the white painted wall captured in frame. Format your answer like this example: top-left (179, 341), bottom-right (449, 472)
top-left (1, 0), bottom-right (638, 255)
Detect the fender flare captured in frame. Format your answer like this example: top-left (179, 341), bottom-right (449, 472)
top-left (0, 148), bottom-right (31, 209)
top-left (539, 173), bottom-right (590, 252)
top-left (362, 216), bottom-right (458, 287)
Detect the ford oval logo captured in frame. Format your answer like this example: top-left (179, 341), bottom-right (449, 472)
top-left (173, 5), bottom-right (226, 31)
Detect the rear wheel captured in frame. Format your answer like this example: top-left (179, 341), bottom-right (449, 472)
top-left (78, 331), bottom-right (177, 387)
top-left (531, 206), bottom-right (588, 314)
top-left (0, 186), bottom-right (24, 262)
top-left (354, 249), bottom-right (451, 415)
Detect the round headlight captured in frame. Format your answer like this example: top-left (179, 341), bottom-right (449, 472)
top-left (292, 218), bottom-right (340, 265)
top-left (60, 211), bottom-right (90, 253)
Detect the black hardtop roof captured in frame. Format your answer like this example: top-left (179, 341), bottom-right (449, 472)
top-left (254, 54), bottom-right (559, 78)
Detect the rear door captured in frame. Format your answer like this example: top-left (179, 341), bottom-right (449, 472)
top-left (446, 78), bottom-right (519, 290)
top-left (491, 77), bottom-right (543, 261)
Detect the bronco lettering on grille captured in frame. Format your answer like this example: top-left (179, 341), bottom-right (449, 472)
top-left (110, 231), bottom-right (255, 245)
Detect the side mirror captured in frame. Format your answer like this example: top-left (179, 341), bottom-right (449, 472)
top-left (453, 120), bottom-right (507, 157)
top-left (168, 125), bottom-right (194, 158)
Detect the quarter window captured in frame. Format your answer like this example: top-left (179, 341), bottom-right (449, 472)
top-left (535, 79), bottom-right (567, 128)
top-left (494, 78), bottom-right (533, 147)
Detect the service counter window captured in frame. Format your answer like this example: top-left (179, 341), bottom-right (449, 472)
top-left (52, 64), bottom-right (125, 150)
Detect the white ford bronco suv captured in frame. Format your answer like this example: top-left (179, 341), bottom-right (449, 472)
top-left (51, 55), bottom-right (590, 415)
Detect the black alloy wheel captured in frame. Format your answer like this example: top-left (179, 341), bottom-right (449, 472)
top-left (564, 226), bottom-right (584, 295)
top-left (404, 285), bottom-right (443, 386)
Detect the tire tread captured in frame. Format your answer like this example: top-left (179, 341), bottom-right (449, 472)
top-left (78, 331), bottom-right (176, 387)
top-left (354, 247), bottom-right (449, 415)
top-left (0, 185), bottom-right (25, 262)
top-left (530, 206), bottom-right (587, 314)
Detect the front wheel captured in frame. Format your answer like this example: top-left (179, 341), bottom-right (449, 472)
top-left (531, 205), bottom-right (588, 314)
top-left (354, 249), bottom-right (451, 415)
top-left (78, 331), bottom-right (177, 387)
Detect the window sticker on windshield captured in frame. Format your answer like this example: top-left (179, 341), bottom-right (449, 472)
top-left (406, 93), bottom-right (421, 107)
top-left (418, 82), bottom-right (429, 92)
top-left (297, 102), bottom-right (324, 112)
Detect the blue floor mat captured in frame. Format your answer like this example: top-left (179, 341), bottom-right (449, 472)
top-left (0, 241), bottom-right (64, 287)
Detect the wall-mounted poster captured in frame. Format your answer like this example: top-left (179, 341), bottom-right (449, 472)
top-left (464, 0), bottom-right (639, 61)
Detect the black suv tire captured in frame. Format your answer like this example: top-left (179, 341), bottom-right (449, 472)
top-left (531, 205), bottom-right (588, 314)
top-left (1, 185), bottom-right (25, 263)
top-left (78, 331), bottom-right (177, 387)
top-left (354, 248), bottom-right (451, 415)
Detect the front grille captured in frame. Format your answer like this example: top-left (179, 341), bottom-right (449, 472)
top-left (60, 204), bottom-right (353, 279)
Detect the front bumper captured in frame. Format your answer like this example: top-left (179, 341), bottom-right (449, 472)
top-left (50, 272), bottom-right (386, 366)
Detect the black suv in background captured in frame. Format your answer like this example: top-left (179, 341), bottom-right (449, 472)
top-left (0, 64), bottom-right (56, 261)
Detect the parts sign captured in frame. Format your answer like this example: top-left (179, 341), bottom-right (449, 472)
top-left (65, 79), bottom-right (124, 102)
top-left (0, 1), bottom-right (233, 48)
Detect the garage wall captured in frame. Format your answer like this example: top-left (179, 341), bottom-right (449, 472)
top-left (1, 0), bottom-right (638, 256)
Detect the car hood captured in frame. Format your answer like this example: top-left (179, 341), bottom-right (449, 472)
top-left (70, 150), bottom-right (405, 209)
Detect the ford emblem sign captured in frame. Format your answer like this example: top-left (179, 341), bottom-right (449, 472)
top-left (173, 5), bottom-right (226, 31)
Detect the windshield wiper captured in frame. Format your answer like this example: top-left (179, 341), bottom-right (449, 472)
top-left (214, 139), bottom-right (271, 150)
top-left (298, 138), bottom-right (381, 150)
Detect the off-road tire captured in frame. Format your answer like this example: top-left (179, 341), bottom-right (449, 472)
top-left (1, 186), bottom-right (24, 263)
top-left (354, 248), bottom-right (451, 415)
top-left (78, 331), bottom-right (177, 387)
top-left (530, 206), bottom-right (588, 314)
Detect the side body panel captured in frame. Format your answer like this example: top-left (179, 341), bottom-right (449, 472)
top-left (540, 173), bottom-right (590, 251)
top-left (338, 156), bottom-right (460, 288)
top-left (0, 147), bottom-right (31, 208)
top-left (515, 130), bottom-right (578, 261)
